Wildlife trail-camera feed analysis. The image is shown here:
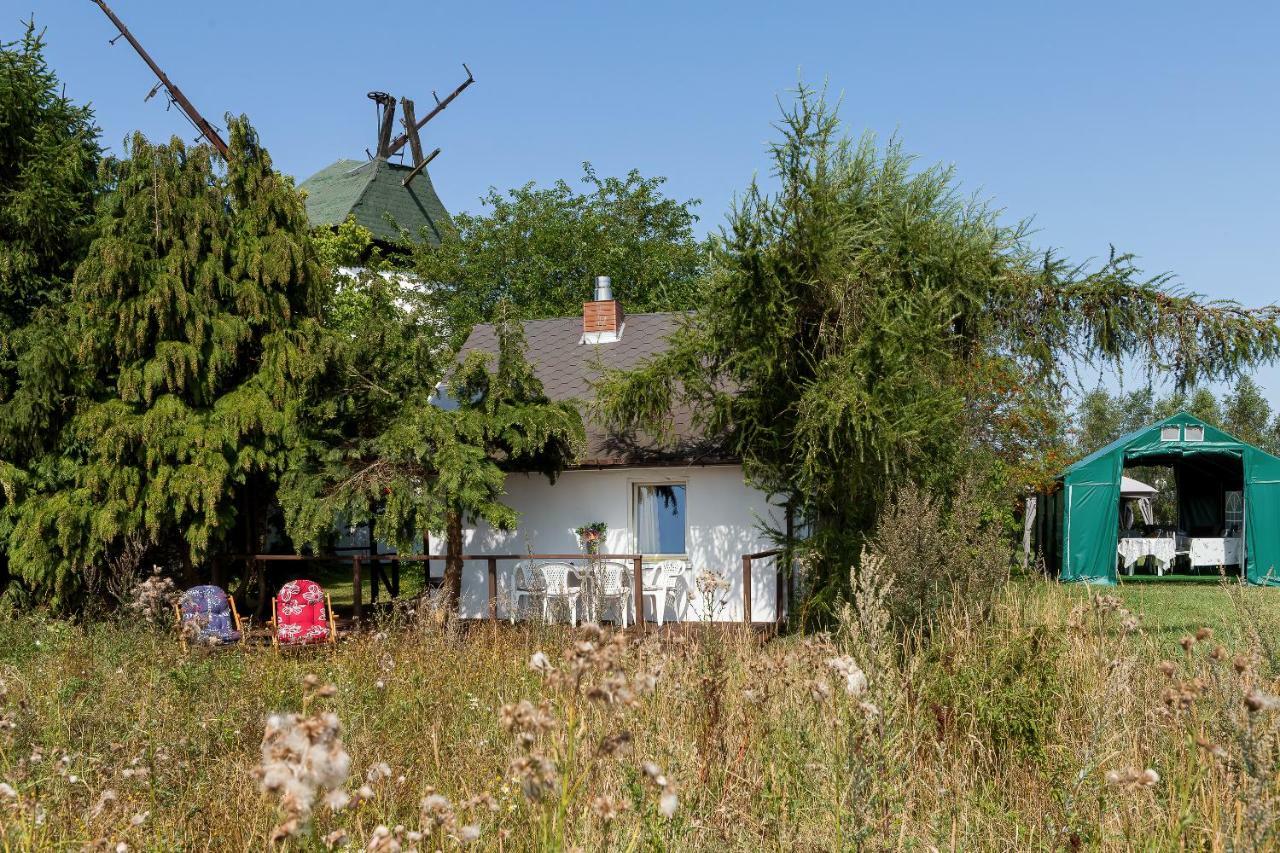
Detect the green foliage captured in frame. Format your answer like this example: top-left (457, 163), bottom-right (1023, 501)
top-left (280, 305), bottom-right (584, 563)
top-left (1073, 377), bottom-right (1280, 457)
top-left (920, 625), bottom-right (1063, 761)
top-left (5, 119), bottom-right (327, 606)
top-left (597, 85), bottom-right (1280, 618)
top-left (0, 22), bottom-right (100, 523)
top-left (865, 477), bottom-right (1012, 632)
top-left (412, 164), bottom-right (707, 346)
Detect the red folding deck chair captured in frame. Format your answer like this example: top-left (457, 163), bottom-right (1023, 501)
top-left (269, 579), bottom-right (337, 650)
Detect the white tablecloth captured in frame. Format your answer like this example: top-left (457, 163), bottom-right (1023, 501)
top-left (1188, 537), bottom-right (1242, 567)
top-left (1118, 537), bottom-right (1176, 575)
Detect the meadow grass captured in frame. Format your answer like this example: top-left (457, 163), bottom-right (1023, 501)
top-left (0, 577), bottom-right (1278, 851)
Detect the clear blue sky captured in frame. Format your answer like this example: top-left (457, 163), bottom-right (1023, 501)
top-left (27, 0), bottom-right (1280, 406)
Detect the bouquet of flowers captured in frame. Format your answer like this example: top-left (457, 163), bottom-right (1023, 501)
top-left (574, 521), bottom-right (608, 554)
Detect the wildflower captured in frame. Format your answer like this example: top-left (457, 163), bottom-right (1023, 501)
top-left (826, 656), bottom-right (868, 697)
top-left (1196, 735), bottom-right (1228, 761)
top-left (1178, 635), bottom-right (1195, 653)
top-left (375, 679), bottom-right (386, 691)
top-left (365, 762), bottom-right (392, 784)
top-left (1105, 767), bottom-right (1159, 788)
top-left (323, 828), bottom-right (349, 849)
top-left (1233, 655), bottom-right (1250, 674)
top-left (590, 794), bottom-right (627, 822)
top-left (254, 709), bottom-right (351, 839)
top-left (508, 753), bottom-right (558, 801)
top-left (528, 651), bottom-right (553, 674)
top-left (421, 792), bottom-right (453, 828)
top-left (1210, 645), bottom-right (1228, 661)
top-left (658, 789), bottom-right (678, 818)
top-left (641, 761), bottom-right (667, 788)
top-left (1245, 688), bottom-right (1280, 713)
top-left (0, 782), bottom-right (15, 799)
top-left (458, 825), bottom-right (481, 844)
top-left (365, 825), bottom-right (400, 852)
top-left (597, 730), bottom-right (632, 758)
top-left (1195, 627), bottom-right (1213, 642)
top-left (130, 811), bottom-right (148, 826)
top-left (1120, 615), bottom-right (1139, 634)
top-left (809, 679), bottom-right (832, 703)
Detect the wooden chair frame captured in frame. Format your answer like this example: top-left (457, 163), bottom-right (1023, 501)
top-left (269, 590), bottom-right (339, 653)
top-left (174, 592), bottom-right (245, 653)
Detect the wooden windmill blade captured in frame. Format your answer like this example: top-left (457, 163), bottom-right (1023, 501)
top-left (90, 0), bottom-right (229, 157)
top-left (385, 64), bottom-right (474, 158)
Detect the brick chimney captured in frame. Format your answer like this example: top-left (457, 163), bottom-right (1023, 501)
top-left (583, 275), bottom-right (624, 342)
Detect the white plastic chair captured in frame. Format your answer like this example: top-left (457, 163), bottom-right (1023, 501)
top-left (640, 560), bottom-right (686, 627)
top-left (590, 561), bottom-right (630, 628)
top-left (538, 562), bottom-right (581, 627)
top-left (510, 561), bottom-right (544, 624)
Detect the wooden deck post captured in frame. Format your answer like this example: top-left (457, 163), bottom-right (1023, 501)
top-left (487, 557), bottom-right (498, 621)
top-left (742, 554), bottom-right (752, 624)
top-left (633, 557), bottom-right (645, 634)
top-left (776, 553), bottom-right (785, 627)
top-left (352, 555), bottom-right (363, 621)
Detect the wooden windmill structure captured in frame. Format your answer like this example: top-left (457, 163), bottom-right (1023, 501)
top-left (298, 68), bottom-right (475, 248)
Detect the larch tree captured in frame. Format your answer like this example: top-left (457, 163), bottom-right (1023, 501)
top-left (6, 119), bottom-right (328, 604)
top-left (0, 23), bottom-right (101, 593)
top-left (595, 87), bottom-right (1280, 618)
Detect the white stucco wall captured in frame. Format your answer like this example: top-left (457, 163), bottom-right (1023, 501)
top-left (450, 465), bottom-right (785, 622)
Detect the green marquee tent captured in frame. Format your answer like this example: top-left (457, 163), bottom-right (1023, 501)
top-left (1040, 411), bottom-right (1280, 586)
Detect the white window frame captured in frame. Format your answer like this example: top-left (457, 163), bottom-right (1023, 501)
top-left (1184, 425), bottom-right (1205, 442)
top-left (1160, 425), bottom-right (1182, 441)
top-left (631, 479), bottom-right (689, 559)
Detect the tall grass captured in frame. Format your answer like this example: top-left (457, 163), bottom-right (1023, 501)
top-left (0, 576), bottom-right (1277, 850)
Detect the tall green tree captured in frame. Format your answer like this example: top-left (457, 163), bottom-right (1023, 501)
top-left (281, 303), bottom-right (583, 608)
top-left (413, 164), bottom-right (707, 347)
top-left (596, 87), bottom-right (1280, 616)
top-left (1222, 375), bottom-right (1275, 453)
top-left (0, 23), bottom-right (101, 590)
top-left (6, 120), bottom-right (327, 604)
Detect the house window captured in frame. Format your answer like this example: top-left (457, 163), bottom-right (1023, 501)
top-left (1184, 425), bottom-right (1205, 442)
top-left (1160, 426), bottom-right (1181, 441)
top-left (635, 483), bottom-right (687, 555)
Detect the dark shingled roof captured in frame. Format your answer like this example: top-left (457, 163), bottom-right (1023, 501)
top-left (298, 158), bottom-right (448, 245)
top-left (459, 312), bottom-right (731, 467)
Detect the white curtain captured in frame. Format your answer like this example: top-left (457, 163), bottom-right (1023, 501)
top-left (636, 486), bottom-right (660, 553)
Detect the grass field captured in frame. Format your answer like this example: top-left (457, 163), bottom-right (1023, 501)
top-left (0, 577), bottom-right (1278, 850)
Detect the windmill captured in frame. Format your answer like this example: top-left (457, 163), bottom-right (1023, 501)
top-left (298, 68), bottom-right (475, 248)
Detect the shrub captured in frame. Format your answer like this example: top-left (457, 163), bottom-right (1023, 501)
top-left (864, 476), bottom-right (1012, 631)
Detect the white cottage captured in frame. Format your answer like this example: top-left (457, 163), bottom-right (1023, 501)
top-left (446, 279), bottom-right (786, 624)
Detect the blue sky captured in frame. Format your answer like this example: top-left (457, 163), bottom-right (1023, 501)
top-left (27, 1), bottom-right (1280, 406)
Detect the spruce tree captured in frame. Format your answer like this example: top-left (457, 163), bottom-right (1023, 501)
top-left (6, 120), bottom-right (326, 604)
top-left (0, 23), bottom-right (101, 593)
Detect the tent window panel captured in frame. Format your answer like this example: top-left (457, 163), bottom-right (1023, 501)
top-left (1225, 491), bottom-right (1244, 536)
top-left (1185, 425), bottom-right (1205, 442)
top-left (1161, 426), bottom-right (1182, 441)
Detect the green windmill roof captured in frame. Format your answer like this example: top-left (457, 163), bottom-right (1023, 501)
top-left (298, 158), bottom-right (449, 245)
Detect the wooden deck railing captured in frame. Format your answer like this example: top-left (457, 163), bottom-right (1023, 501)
top-left (240, 549), bottom-right (789, 628)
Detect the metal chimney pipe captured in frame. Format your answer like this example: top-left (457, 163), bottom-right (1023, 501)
top-left (593, 275), bottom-right (613, 302)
